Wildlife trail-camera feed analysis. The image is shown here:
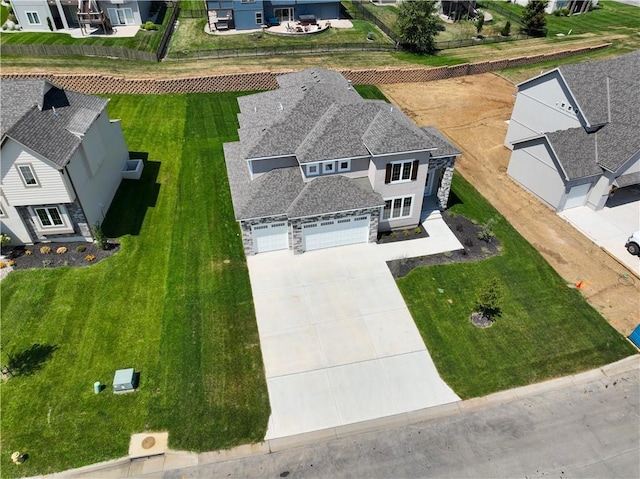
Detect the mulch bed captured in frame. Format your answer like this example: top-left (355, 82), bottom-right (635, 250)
top-left (2, 241), bottom-right (120, 271)
top-left (387, 212), bottom-right (502, 278)
top-left (377, 224), bottom-right (429, 244)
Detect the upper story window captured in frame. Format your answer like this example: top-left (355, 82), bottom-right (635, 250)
top-left (338, 159), bottom-right (351, 172)
top-left (26, 11), bottom-right (41, 25)
top-left (306, 164), bottom-right (319, 176)
top-left (17, 165), bottom-right (39, 187)
top-left (385, 160), bottom-right (418, 184)
top-left (322, 161), bottom-right (335, 174)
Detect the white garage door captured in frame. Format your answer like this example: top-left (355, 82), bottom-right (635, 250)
top-left (252, 221), bottom-right (289, 253)
top-left (564, 183), bottom-right (591, 210)
top-left (302, 215), bottom-right (370, 252)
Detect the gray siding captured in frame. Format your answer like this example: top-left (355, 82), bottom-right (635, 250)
top-left (250, 156), bottom-right (298, 176)
top-left (506, 71), bottom-right (582, 147)
top-left (507, 139), bottom-right (565, 210)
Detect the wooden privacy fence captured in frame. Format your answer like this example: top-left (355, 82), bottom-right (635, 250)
top-left (0, 44), bottom-right (610, 94)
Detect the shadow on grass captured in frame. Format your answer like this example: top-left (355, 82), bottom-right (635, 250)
top-left (102, 153), bottom-right (161, 238)
top-left (3, 343), bottom-right (59, 377)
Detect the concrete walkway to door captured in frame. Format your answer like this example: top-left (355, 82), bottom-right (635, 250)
top-left (247, 212), bottom-right (462, 441)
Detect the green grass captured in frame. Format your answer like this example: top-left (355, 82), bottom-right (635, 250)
top-left (168, 16), bottom-right (389, 57)
top-left (0, 5), bottom-right (174, 52)
top-left (0, 92), bottom-right (269, 477)
top-left (485, 0), bottom-right (640, 36)
top-left (1, 4), bottom-right (9, 26)
top-left (396, 174), bottom-right (635, 399)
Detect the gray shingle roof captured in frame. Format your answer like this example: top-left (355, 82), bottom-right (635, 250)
top-left (363, 107), bottom-right (436, 155)
top-left (559, 51), bottom-right (639, 127)
top-left (1, 79), bottom-right (108, 168)
top-left (421, 127), bottom-right (462, 157)
top-left (286, 175), bottom-right (384, 219)
top-left (545, 129), bottom-right (602, 180)
top-left (615, 171), bottom-right (640, 188)
top-left (517, 52), bottom-right (640, 180)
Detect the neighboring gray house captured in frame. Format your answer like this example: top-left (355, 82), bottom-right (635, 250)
top-left (1, 79), bottom-right (130, 245)
top-left (504, 52), bottom-right (639, 212)
top-left (9, 0), bottom-right (151, 32)
top-left (224, 68), bottom-right (460, 255)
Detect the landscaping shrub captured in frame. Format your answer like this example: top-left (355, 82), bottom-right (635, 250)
top-left (92, 223), bottom-right (108, 250)
top-left (500, 20), bottom-right (511, 36)
top-left (140, 21), bottom-right (159, 31)
top-left (56, 247), bottom-right (67, 254)
top-left (0, 261), bottom-right (6, 269)
top-left (40, 246), bottom-right (51, 254)
top-left (85, 254), bottom-right (96, 262)
top-left (75, 244), bottom-right (87, 252)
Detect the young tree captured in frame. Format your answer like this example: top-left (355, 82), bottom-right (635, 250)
top-left (475, 277), bottom-right (503, 320)
top-left (475, 11), bottom-right (485, 36)
top-left (521, 0), bottom-right (548, 36)
top-left (395, 0), bottom-right (442, 54)
top-left (500, 20), bottom-right (512, 37)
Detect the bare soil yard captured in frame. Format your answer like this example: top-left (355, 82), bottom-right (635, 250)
top-left (380, 73), bottom-right (640, 336)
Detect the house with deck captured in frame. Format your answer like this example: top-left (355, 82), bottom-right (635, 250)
top-left (206, 0), bottom-right (340, 31)
top-left (9, 0), bottom-right (151, 32)
top-left (504, 52), bottom-right (639, 212)
top-left (224, 68), bottom-right (460, 255)
top-left (0, 79), bottom-right (130, 245)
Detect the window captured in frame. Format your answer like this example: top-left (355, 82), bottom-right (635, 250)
top-left (382, 195), bottom-right (413, 220)
top-left (17, 165), bottom-right (39, 187)
top-left (34, 207), bottom-right (64, 228)
top-left (385, 160), bottom-right (419, 184)
top-left (307, 164), bottom-right (319, 176)
top-left (338, 159), bottom-right (351, 172)
top-left (107, 8), bottom-right (134, 25)
top-left (323, 162), bottom-right (335, 174)
top-left (26, 11), bottom-right (41, 25)
top-left (241, 0), bottom-right (255, 3)
top-left (255, 12), bottom-right (263, 24)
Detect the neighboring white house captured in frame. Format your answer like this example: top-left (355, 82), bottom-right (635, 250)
top-left (1, 79), bottom-right (130, 245)
top-left (504, 51), bottom-right (639, 212)
top-left (512, 0), bottom-right (597, 14)
top-left (8, 0), bottom-right (151, 32)
top-left (224, 68), bottom-right (461, 255)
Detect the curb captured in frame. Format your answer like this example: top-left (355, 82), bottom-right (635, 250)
top-left (41, 354), bottom-right (640, 478)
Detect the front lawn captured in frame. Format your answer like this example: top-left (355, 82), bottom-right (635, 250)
top-left (397, 174), bottom-right (635, 398)
top-left (0, 92), bottom-right (269, 477)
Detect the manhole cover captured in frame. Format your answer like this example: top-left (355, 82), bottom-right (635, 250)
top-left (142, 436), bottom-right (156, 449)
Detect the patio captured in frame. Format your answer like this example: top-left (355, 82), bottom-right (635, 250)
top-left (205, 18), bottom-right (353, 36)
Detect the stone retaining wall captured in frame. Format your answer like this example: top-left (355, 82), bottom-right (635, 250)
top-left (0, 44), bottom-right (610, 94)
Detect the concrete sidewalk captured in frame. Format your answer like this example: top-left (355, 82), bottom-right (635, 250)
top-left (44, 355), bottom-right (639, 479)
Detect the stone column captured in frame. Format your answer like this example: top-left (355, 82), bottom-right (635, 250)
top-left (436, 161), bottom-right (455, 210)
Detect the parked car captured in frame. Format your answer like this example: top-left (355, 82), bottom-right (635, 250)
top-left (625, 231), bottom-right (640, 256)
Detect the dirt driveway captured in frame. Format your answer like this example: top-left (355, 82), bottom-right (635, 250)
top-left (380, 73), bottom-right (639, 336)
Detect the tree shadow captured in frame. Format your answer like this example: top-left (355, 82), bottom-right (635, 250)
top-left (3, 344), bottom-right (59, 377)
top-left (102, 153), bottom-right (161, 238)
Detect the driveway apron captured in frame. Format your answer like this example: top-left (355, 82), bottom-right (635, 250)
top-left (247, 214), bottom-right (461, 440)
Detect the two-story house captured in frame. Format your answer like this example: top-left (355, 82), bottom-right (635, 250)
top-left (504, 51), bottom-right (639, 212)
top-left (9, 0), bottom-right (151, 32)
top-left (206, 0), bottom-right (340, 31)
top-left (224, 68), bottom-right (460, 255)
top-left (1, 79), bottom-right (129, 245)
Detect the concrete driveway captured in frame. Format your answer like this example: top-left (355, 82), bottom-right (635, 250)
top-left (559, 187), bottom-right (640, 276)
top-left (247, 212), bottom-right (461, 440)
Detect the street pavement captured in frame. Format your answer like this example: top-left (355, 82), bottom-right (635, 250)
top-left (159, 358), bottom-right (640, 479)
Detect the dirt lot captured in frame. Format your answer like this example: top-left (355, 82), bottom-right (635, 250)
top-left (380, 73), bottom-right (639, 336)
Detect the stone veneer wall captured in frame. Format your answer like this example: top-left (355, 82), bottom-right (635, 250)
top-left (290, 208), bottom-right (380, 255)
top-left (16, 199), bottom-right (92, 244)
top-left (0, 45), bottom-right (610, 94)
top-left (430, 157), bottom-right (456, 210)
top-left (239, 215), bottom-right (289, 255)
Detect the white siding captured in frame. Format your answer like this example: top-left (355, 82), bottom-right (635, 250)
top-left (66, 114), bottom-right (128, 227)
top-left (0, 192), bottom-right (32, 245)
top-left (11, 0), bottom-right (52, 32)
top-left (0, 139), bottom-right (73, 206)
top-left (505, 72), bottom-right (582, 147)
top-left (507, 140), bottom-right (565, 210)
